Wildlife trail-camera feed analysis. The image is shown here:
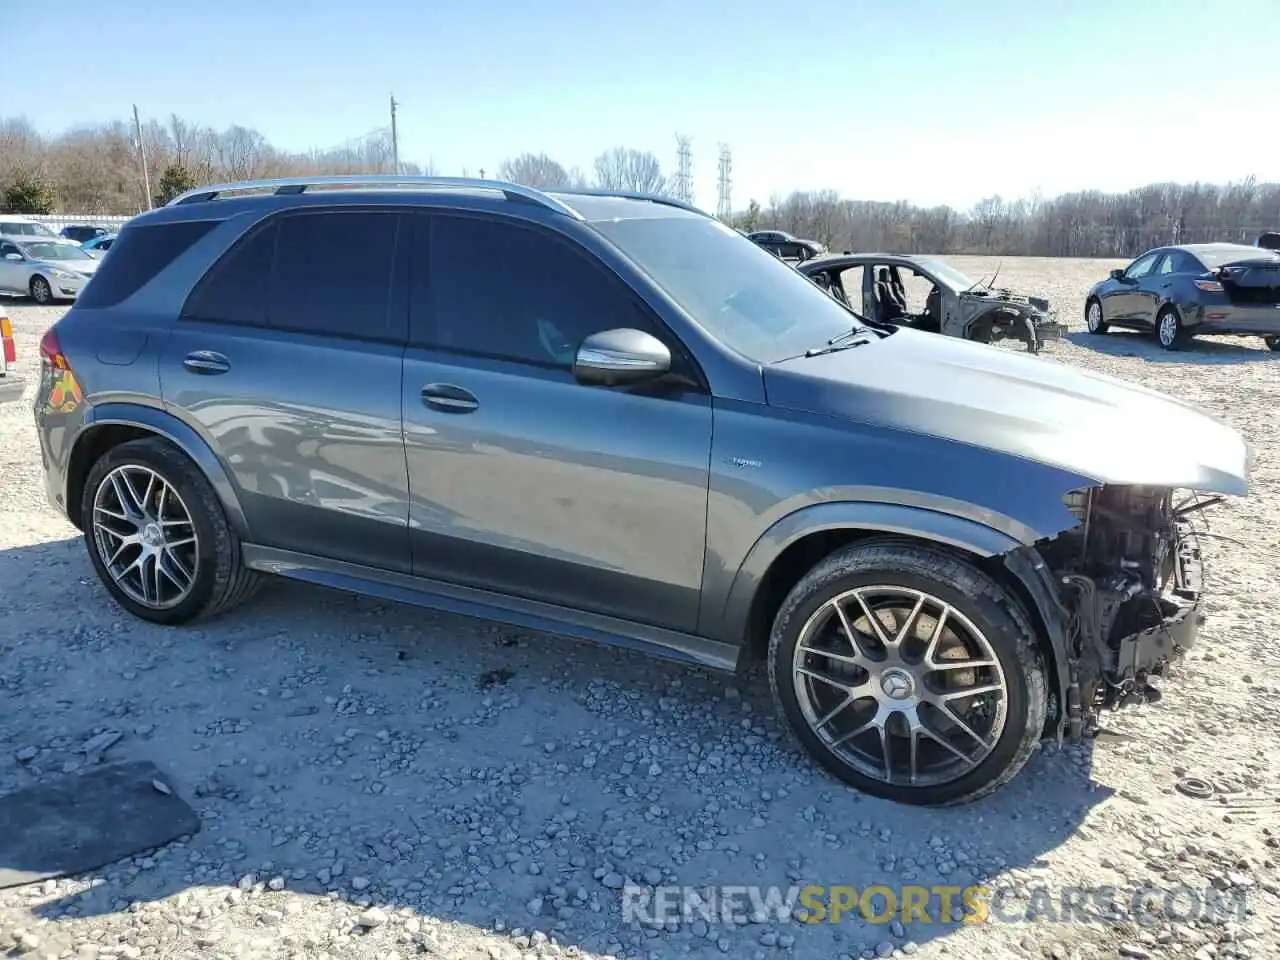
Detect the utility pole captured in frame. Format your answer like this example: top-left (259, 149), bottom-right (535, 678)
top-left (389, 95), bottom-right (400, 175)
top-left (716, 143), bottom-right (732, 223)
top-left (132, 104), bottom-right (153, 210)
top-left (674, 134), bottom-right (693, 205)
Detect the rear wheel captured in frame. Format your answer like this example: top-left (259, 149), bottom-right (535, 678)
top-left (29, 276), bottom-right (52, 305)
top-left (1156, 306), bottom-right (1188, 351)
top-left (81, 437), bottom-right (259, 624)
top-left (1085, 298), bottom-right (1108, 335)
top-left (767, 538), bottom-right (1047, 806)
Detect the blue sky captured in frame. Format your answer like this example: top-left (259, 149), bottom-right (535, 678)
top-left (3, 0), bottom-right (1278, 210)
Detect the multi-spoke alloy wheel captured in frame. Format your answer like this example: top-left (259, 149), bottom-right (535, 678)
top-left (791, 586), bottom-right (1007, 789)
top-left (768, 539), bottom-right (1047, 806)
top-left (80, 437), bottom-right (260, 624)
top-left (92, 465), bottom-right (199, 609)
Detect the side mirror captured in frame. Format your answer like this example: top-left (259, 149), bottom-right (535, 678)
top-left (573, 328), bottom-right (671, 387)
top-left (1109, 268), bottom-right (1126, 280)
top-left (3, 253), bottom-right (20, 262)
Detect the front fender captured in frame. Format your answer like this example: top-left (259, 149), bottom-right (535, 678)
top-left (76, 402), bottom-right (250, 538)
top-left (710, 500), bottom-right (1024, 648)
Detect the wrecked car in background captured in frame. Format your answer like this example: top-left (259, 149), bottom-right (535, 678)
top-left (798, 252), bottom-right (1066, 353)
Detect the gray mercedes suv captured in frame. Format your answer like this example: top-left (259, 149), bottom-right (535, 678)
top-left (33, 176), bottom-right (1250, 805)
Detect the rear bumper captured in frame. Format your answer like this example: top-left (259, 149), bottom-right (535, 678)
top-left (1193, 302), bottom-right (1280, 336)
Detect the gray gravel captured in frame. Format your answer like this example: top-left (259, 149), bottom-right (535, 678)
top-left (1, 259), bottom-right (1278, 960)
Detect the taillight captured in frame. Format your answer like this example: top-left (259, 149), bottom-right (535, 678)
top-left (40, 327), bottom-right (68, 369)
top-left (0, 316), bottom-right (14, 365)
top-left (1194, 279), bottom-right (1223, 293)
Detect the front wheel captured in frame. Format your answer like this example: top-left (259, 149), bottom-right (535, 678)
top-left (1085, 298), bottom-right (1108, 335)
top-left (81, 437), bottom-right (260, 624)
top-left (767, 538), bottom-right (1047, 806)
top-left (30, 275), bottom-right (53, 305)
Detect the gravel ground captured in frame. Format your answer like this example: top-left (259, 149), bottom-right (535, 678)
top-left (0, 257), bottom-right (1277, 960)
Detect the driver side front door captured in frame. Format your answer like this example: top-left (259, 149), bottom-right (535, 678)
top-left (400, 212), bottom-right (713, 632)
top-left (1106, 251), bottom-right (1160, 324)
top-left (0, 241), bottom-right (24, 294)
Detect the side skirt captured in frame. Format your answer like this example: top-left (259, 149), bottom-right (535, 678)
top-left (242, 544), bottom-right (740, 673)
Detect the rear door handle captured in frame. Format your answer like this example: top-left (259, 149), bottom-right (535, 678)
top-left (183, 350), bottom-right (230, 375)
top-left (421, 383), bottom-right (478, 413)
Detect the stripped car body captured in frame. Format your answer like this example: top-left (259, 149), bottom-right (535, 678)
top-left (798, 252), bottom-right (1067, 352)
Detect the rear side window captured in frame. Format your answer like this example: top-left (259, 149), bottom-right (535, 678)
top-left (183, 221), bottom-right (277, 327)
top-left (183, 210), bottom-right (400, 341)
top-left (76, 219), bottom-right (218, 309)
top-left (270, 211), bottom-right (399, 338)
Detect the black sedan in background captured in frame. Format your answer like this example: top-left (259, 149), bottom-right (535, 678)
top-left (747, 230), bottom-right (826, 262)
top-left (1085, 242), bottom-right (1280, 351)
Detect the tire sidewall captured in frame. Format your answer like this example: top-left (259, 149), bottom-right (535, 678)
top-left (1157, 308), bottom-right (1181, 349)
top-left (80, 440), bottom-right (226, 624)
top-left (1085, 298), bottom-right (1104, 333)
top-left (769, 549), bottom-right (1040, 806)
top-left (30, 276), bottom-right (52, 304)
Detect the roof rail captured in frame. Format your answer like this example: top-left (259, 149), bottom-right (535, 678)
top-left (549, 188), bottom-right (713, 218)
top-left (166, 175), bottom-right (585, 220)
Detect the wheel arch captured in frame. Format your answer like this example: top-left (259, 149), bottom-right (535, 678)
top-left (722, 502), bottom-right (1070, 737)
top-left (67, 403), bottom-right (249, 538)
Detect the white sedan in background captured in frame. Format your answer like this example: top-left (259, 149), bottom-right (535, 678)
top-left (0, 237), bottom-right (101, 303)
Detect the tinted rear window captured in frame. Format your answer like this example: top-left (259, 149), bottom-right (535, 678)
top-left (75, 219), bottom-right (218, 309)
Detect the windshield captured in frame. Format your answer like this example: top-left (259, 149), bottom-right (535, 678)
top-left (913, 257), bottom-right (975, 291)
top-left (1, 221), bottom-right (57, 237)
top-left (593, 216), bottom-right (859, 363)
top-left (19, 241), bottom-right (93, 261)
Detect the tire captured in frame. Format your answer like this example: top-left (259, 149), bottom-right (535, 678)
top-left (1264, 335), bottom-right (1280, 353)
top-left (1156, 306), bottom-right (1188, 351)
top-left (1085, 298), bottom-right (1109, 335)
top-left (80, 436), bottom-right (260, 625)
top-left (767, 537), bottom-right (1047, 806)
top-left (29, 275), bottom-right (53, 305)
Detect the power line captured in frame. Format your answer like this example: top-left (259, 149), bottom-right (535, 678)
top-left (389, 95), bottom-right (400, 175)
top-left (132, 104), bottom-right (152, 211)
top-left (716, 143), bottom-right (732, 222)
top-left (674, 134), bottom-right (693, 205)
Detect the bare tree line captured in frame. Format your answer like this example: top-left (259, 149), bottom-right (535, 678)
top-left (3, 113), bottom-right (1276, 258)
top-left (751, 179), bottom-right (1280, 258)
top-left (0, 115), bottom-right (433, 213)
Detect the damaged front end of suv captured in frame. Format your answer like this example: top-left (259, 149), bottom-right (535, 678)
top-left (1006, 485), bottom-right (1219, 744)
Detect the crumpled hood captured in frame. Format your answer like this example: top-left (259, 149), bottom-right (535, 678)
top-left (765, 328), bottom-right (1249, 495)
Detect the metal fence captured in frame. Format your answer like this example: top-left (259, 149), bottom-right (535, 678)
top-left (36, 214), bottom-right (136, 233)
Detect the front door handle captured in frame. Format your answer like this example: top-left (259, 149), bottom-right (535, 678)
top-left (421, 383), bottom-right (479, 413)
top-left (183, 350), bottom-right (230, 375)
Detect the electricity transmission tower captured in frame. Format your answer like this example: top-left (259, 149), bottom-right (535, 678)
top-left (716, 144), bottom-right (732, 222)
top-left (673, 134), bottom-right (693, 205)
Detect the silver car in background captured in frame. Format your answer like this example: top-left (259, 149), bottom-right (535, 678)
top-left (0, 237), bottom-right (101, 304)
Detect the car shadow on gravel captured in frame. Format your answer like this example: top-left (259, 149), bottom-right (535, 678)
top-left (1066, 330), bottom-right (1280, 364)
top-left (3, 535), bottom-right (1114, 958)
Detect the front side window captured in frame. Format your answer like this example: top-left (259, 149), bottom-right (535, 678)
top-left (419, 214), bottom-right (664, 368)
top-left (1125, 252), bottom-right (1160, 279)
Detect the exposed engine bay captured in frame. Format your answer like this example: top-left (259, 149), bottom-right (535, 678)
top-left (1032, 484), bottom-right (1207, 740)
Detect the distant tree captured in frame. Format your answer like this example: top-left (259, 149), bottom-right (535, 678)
top-left (154, 163), bottom-right (198, 206)
top-left (592, 147), bottom-right (669, 195)
top-left (734, 199), bottom-right (762, 232)
top-left (3, 176), bottom-right (55, 214)
top-left (497, 152), bottom-right (573, 189)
